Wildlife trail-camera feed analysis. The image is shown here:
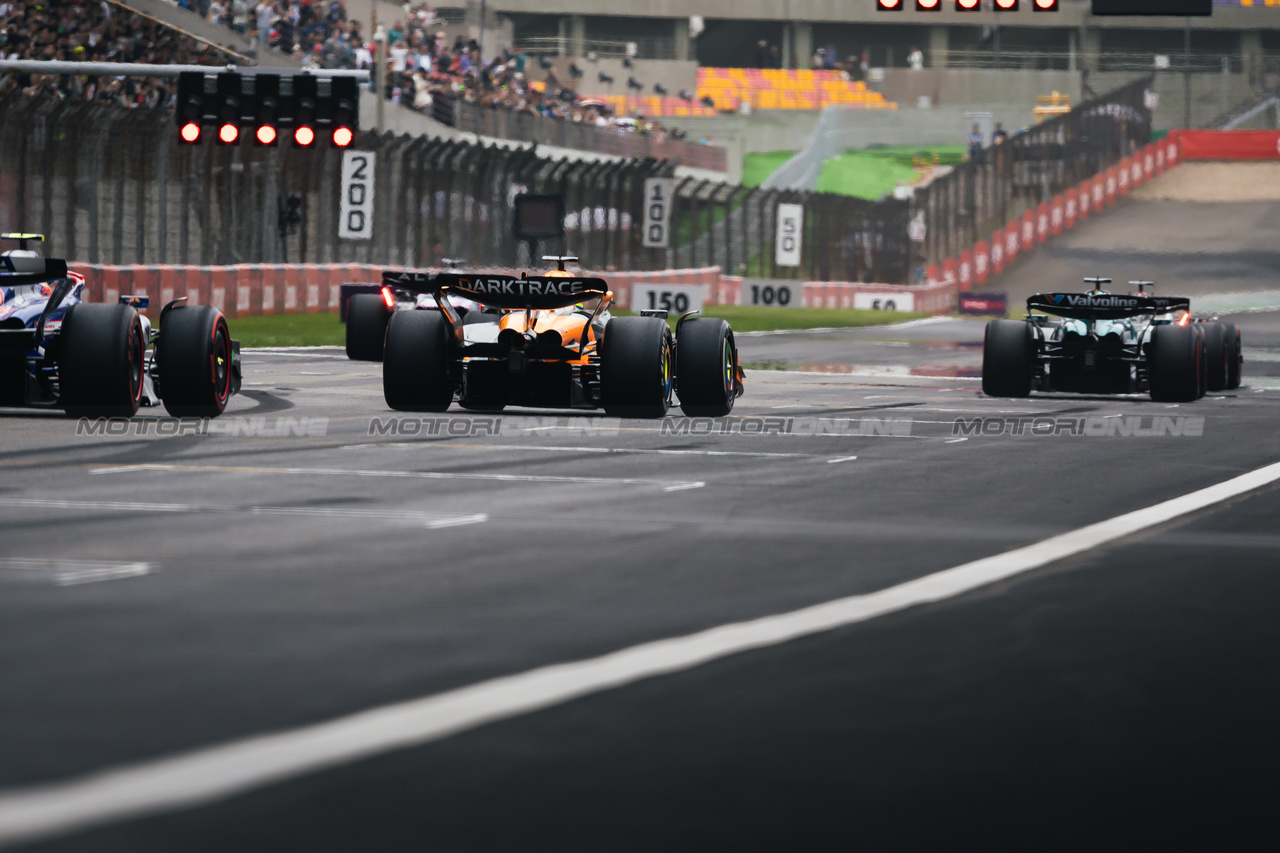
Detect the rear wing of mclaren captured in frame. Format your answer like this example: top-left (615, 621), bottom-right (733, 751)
top-left (1027, 292), bottom-right (1161, 321)
top-left (381, 271), bottom-right (609, 311)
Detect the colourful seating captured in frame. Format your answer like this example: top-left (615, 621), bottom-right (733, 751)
top-left (580, 68), bottom-right (897, 120)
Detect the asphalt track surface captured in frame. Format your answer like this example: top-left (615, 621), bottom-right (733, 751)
top-left (0, 302), bottom-right (1278, 849)
top-left (4, 160), bottom-right (1280, 848)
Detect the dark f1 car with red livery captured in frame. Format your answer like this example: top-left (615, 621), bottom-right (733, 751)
top-left (983, 278), bottom-right (1242, 402)
top-left (377, 260), bottom-right (744, 417)
top-left (0, 233), bottom-right (242, 418)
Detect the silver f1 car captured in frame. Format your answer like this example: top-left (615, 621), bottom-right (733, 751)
top-left (983, 278), bottom-right (1242, 402)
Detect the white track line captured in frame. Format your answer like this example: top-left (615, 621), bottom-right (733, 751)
top-left (340, 443), bottom-right (810, 459)
top-left (3, 459), bottom-right (1280, 846)
top-left (0, 559), bottom-right (152, 587)
top-left (86, 463), bottom-right (703, 491)
top-left (0, 498), bottom-right (485, 530)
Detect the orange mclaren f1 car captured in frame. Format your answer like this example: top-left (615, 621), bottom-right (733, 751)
top-left (368, 258), bottom-right (744, 417)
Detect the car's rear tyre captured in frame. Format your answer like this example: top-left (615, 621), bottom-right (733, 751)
top-left (157, 305), bottom-right (234, 417)
top-left (1224, 322), bottom-right (1243, 389)
top-left (676, 317), bottom-right (738, 416)
top-left (982, 319), bottom-right (1034, 398)
top-left (1149, 324), bottom-right (1201, 403)
top-left (60, 303), bottom-right (145, 418)
top-left (346, 294), bottom-right (392, 362)
top-left (601, 316), bottom-right (673, 418)
top-left (384, 309), bottom-right (453, 411)
top-left (1201, 322), bottom-right (1229, 392)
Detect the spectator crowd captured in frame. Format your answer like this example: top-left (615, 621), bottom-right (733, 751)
top-left (184, 0), bottom-right (680, 137)
top-left (0, 0), bottom-right (236, 104)
top-left (0, 0), bottom-right (682, 142)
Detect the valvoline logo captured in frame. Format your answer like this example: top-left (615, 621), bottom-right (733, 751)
top-left (1049, 294), bottom-right (1066, 304)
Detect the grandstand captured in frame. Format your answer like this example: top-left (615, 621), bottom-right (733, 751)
top-left (589, 68), bottom-right (896, 118)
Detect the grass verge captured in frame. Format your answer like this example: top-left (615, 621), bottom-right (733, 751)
top-left (227, 305), bottom-right (928, 348)
top-left (227, 312), bottom-right (346, 348)
top-left (742, 151), bottom-right (796, 188)
top-left (816, 145), bottom-right (967, 200)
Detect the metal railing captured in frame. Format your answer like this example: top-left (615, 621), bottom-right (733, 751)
top-left (517, 36), bottom-right (677, 62)
top-left (450, 100), bottom-right (728, 173)
top-left (913, 76), bottom-right (1154, 268)
top-left (942, 49), bottom-right (1259, 74)
top-left (0, 90), bottom-right (910, 281)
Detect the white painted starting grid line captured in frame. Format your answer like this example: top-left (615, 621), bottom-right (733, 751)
top-left (87, 463), bottom-right (705, 493)
top-left (0, 498), bottom-right (486, 530)
top-left (0, 559), bottom-right (152, 587)
top-left (3, 459), bottom-right (1280, 847)
top-left (341, 443), bottom-right (811, 459)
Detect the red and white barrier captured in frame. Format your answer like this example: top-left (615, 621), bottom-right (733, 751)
top-left (948, 136), bottom-right (1185, 292)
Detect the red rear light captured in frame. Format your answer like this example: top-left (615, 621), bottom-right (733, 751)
top-left (180, 122), bottom-right (201, 143)
top-left (1179, 312), bottom-right (1191, 327)
top-left (381, 287), bottom-right (396, 309)
top-left (218, 123), bottom-right (239, 144)
top-left (332, 127), bottom-right (354, 148)
top-left (294, 126), bottom-right (316, 147)
top-left (256, 125), bottom-right (277, 145)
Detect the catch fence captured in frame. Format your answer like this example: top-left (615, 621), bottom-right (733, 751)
top-left (914, 75), bottom-right (1154, 268)
top-left (0, 90), bottom-right (911, 282)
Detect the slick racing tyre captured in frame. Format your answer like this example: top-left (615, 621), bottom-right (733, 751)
top-left (601, 316), bottom-right (674, 418)
top-left (346, 294), bottom-right (392, 362)
top-left (157, 305), bottom-right (235, 417)
top-left (60, 303), bottom-right (145, 418)
top-left (676, 317), bottom-right (738, 417)
top-left (1223, 322), bottom-right (1243, 390)
top-left (1148, 324), bottom-right (1201, 403)
top-left (384, 309), bottom-right (453, 411)
top-left (1201, 322), bottom-right (1230, 393)
top-left (982, 319), bottom-right (1034, 398)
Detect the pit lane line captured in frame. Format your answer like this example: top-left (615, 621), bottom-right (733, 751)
top-left (3, 458), bottom-right (1280, 847)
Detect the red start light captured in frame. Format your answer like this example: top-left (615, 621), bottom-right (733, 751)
top-left (332, 127), bottom-right (354, 148)
top-left (180, 122), bottom-right (201, 143)
top-left (957, 0), bottom-right (981, 9)
top-left (218, 123), bottom-right (239, 144)
top-left (917, 0), bottom-right (941, 8)
top-left (1034, 0), bottom-right (1058, 8)
top-left (876, 0), bottom-right (902, 8)
top-left (256, 125), bottom-right (277, 145)
top-left (995, 0), bottom-right (1018, 8)
top-left (294, 126), bottom-right (316, 146)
